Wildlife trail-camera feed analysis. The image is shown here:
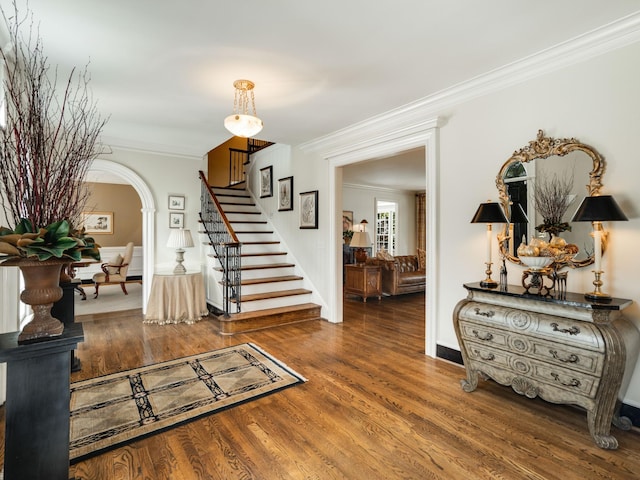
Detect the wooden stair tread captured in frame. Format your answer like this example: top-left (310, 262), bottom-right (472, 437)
top-left (219, 201), bottom-right (256, 207)
top-left (235, 275), bottom-right (303, 286)
top-left (229, 220), bottom-right (267, 225)
top-left (232, 288), bottom-right (312, 303)
top-left (235, 230), bottom-right (273, 234)
top-left (215, 262), bottom-right (294, 271)
top-left (242, 241), bottom-right (280, 245)
top-left (214, 193), bottom-right (251, 198)
top-left (224, 211), bottom-right (261, 215)
top-left (209, 252), bottom-right (287, 259)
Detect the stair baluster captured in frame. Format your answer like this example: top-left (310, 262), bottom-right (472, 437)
top-left (199, 171), bottom-right (242, 316)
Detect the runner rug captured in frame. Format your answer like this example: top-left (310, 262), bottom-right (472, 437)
top-left (69, 343), bottom-right (306, 462)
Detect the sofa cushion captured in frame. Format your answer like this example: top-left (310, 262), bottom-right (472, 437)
top-left (395, 256), bottom-right (419, 273)
top-left (397, 270), bottom-right (426, 286)
top-left (376, 249), bottom-right (394, 261)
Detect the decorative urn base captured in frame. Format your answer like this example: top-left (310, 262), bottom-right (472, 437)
top-left (3, 258), bottom-right (66, 342)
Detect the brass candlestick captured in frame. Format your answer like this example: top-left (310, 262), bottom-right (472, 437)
top-left (480, 262), bottom-right (498, 288)
top-left (585, 270), bottom-right (611, 301)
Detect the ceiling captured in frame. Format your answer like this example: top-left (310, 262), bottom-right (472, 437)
top-left (3, 1), bottom-right (639, 163)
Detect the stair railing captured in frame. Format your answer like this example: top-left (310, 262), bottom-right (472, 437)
top-left (199, 171), bottom-right (241, 316)
top-left (228, 148), bottom-right (248, 186)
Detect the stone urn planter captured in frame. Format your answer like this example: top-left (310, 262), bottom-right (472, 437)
top-left (3, 257), bottom-right (66, 342)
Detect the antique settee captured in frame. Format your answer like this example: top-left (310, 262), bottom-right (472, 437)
top-left (366, 252), bottom-right (426, 296)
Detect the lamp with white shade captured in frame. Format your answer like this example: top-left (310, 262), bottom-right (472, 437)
top-left (350, 231), bottom-right (372, 265)
top-left (167, 228), bottom-right (194, 274)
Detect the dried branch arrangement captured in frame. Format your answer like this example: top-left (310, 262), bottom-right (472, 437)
top-left (0, 2), bottom-right (108, 231)
top-left (534, 171), bottom-right (574, 238)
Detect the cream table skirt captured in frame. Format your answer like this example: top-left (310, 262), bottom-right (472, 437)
top-left (144, 272), bottom-right (208, 324)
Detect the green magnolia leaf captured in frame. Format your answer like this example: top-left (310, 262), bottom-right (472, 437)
top-left (63, 250), bottom-right (82, 262)
top-left (14, 218), bottom-right (35, 235)
top-left (81, 247), bottom-right (101, 261)
top-left (46, 220), bottom-right (70, 239)
top-left (3, 219), bottom-right (97, 261)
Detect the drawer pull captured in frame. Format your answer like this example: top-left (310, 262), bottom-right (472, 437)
top-left (550, 322), bottom-right (580, 336)
top-left (472, 330), bottom-right (494, 341)
top-left (549, 350), bottom-right (579, 364)
top-left (473, 349), bottom-right (495, 361)
top-left (474, 307), bottom-right (495, 318)
top-left (551, 373), bottom-right (581, 388)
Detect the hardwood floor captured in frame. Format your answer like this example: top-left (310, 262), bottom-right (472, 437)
top-left (3, 292), bottom-right (640, 479)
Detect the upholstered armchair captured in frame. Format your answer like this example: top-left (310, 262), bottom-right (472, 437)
top-left (92, 242), bottom-right (135, 298)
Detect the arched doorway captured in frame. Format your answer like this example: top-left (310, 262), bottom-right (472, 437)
top-left (88, 159), bottom-right (156, 313)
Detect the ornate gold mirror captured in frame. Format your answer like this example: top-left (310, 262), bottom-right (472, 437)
top-left (496, 130), bottom-right (605, 269)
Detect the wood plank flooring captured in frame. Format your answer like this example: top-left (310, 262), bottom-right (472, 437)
top-left (3, 292), bottom-right (640, 479)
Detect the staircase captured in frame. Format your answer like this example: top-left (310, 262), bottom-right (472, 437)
top-left (200, 175), bottom-right (322, 335)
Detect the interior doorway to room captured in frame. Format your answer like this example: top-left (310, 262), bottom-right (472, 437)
top-left (340, 148), bottom-right (426, 329)
top-left (73, 159), bottom-right (155, 316)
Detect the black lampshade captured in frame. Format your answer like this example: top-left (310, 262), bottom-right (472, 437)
top-left (470, 202), bottom-right (508, 223)
top-left (571, 195), bottom-right (628, 222)
top-left (509, 202), bottom-right (529, 223)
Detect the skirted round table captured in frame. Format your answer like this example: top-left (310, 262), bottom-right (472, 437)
top-left (144, 271), bottom-right (209, 324)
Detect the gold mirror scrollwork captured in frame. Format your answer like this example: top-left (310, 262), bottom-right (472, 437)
top-left (496, 130), bottom-right (606, 269)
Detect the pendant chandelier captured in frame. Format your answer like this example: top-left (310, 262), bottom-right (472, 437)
top-left (224, 79), bottom-right (263, 138)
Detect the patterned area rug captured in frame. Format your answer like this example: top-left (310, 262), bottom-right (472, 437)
top-left (69, 343), bottom-right (306, 462)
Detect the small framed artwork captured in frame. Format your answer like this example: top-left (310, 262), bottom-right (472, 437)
top-left (342, 210), bottom-right (354, 232)
top-left (169, 212), bottom-right (184, 228)
top-left (299, 190), bottom-right (318, 229)
top-left (278, 176), bottom-right (294, 211)
top-left (260, 165), bottom-right (273, 198)
top-left (81, 211), bottom-right (113, 234)
top-left (168, 195), bottom-right (185, 210)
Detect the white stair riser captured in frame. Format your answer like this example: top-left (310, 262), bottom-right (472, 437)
top-left (239, 256), bottom-right (288, 267)
top-left (238, 267), bottom-right (296, 279)
top-left (225, 212), bottom-right (261, 220)
top-left (215, 196), bottom-right (254, 205)
top-left (240, 244), bottom-right (282, 255)
top-left (242, 280), bottom-right (305, 295)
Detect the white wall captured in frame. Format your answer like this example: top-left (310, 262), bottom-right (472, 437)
top-left (98, 148), bottom-right (206, 274)
top-left (435, 41), bottom-right (640, 407)
top-left (277, 41), bottom-right (640, 408)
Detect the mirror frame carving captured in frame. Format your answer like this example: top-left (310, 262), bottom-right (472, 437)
top-left (496, 130), bottom-right (605, 269)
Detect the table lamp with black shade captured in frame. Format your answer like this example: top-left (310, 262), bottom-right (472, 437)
top-left (571, 195), bottom-right (628, 300)
top-left (471, 201), bottom-right (508, 288)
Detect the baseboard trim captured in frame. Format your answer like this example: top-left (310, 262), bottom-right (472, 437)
top-left (435, 344), bottom-right (640, 428)
top-left (436, 344), bottom-right (463, 365)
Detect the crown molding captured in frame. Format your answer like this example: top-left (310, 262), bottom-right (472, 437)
top-left (300, 11), bottom-right (640, 156)
top-left (102, 135), bottom-right (205, 160)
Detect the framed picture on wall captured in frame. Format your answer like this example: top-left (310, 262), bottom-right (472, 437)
top-left (81, 211), bottom-right (113, 234)
top-left (169, 212), bottom-right (184, 228)
top-left (299, 190), bottom-right (318, 229)
top-left (342, 210), bottom-right (353, 232)
top-left (260, 166), bottom-right (273, 198)
top-left (278, 176), bottom-right (294, 211)
top-left (168, 195), bottom-right (185, 210)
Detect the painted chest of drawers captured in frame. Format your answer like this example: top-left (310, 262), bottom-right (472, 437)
top-left (453, 282), bottom-right (639, 449)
